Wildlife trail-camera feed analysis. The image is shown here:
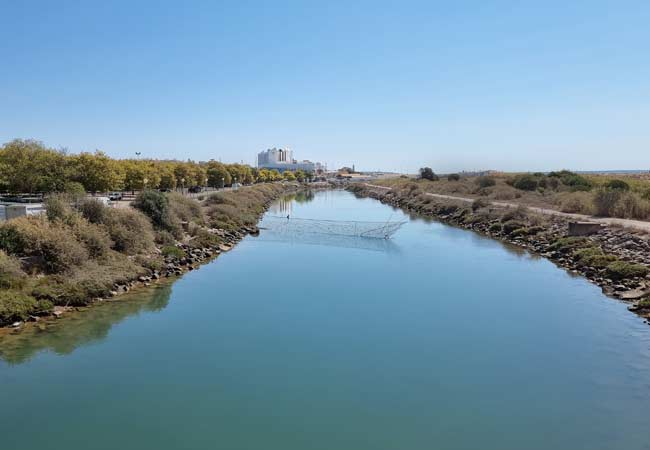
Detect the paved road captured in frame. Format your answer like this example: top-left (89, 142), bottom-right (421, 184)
top-left (363, 183), bottom-right (650, 232)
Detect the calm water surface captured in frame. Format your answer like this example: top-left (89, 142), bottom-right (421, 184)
top-left (2, 190), bottom-right (650, 450)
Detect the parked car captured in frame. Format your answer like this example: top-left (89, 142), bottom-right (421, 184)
top-left (108, 192), bottom-right (123, 201)
top-left (188, 186), bottom-right (203, 193)
top-left (158, 188), bottom-right (172, 193)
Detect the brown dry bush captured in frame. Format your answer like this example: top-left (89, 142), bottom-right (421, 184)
top-left (0, 250), bottom-right (26, 289)
top-left (168, 192), bottom-right (205, 224)
top-left (103, 208), bottom-right (155, 254)
top-left (557, 191), bottom-right (594, 214)
top-left (0, 216), bottom-right (88, 273)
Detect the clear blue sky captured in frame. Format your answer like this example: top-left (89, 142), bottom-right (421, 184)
top-left (1, 0), bottom-right (649, 173)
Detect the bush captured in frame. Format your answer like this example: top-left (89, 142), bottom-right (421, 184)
top-left (103, 208), bottom-right (155, 255)
top-left (476, 176), bottom-right (496, 188)
top-left (70, 216), bottom-right (113, 258)
top-left (447, 173), bottom-right (460, 181)
top-left (606, 261), bottom-right (648, 281)
top-left (0, 291), bottom-right (38, 324)
top-left (79, 198), bottom-right (109, 224)
top-left (490, 187), bottom-right (517, 200)
top-left (548, 237), bottom-right (590, 253)
top-left (511, 174), bottom-right (539, 191)
top-left (161, 246), bottom-right (185, 259)
top-left (593, 188), bottom-right (621, 217)
top-left (188, 228), bottom-right (221, 249)
top-left (0, 216), bottom-right (88, 273)
top-left (132, 190), bottom-right (178, 232)
top-left (155, 230), bottom-right (176, 246)
top-left (44, 194), bottom-right (73, 222)
top-left (574, 247), bottom-right (617, 268)
top-left (489, 223), bottom-right (502, 233)
top-left (472, 198), bottom-right (489, 211)
top-left (605, 179), bottom-right (630, 191)
top-left (168, 192), bottom-right (204, 224)
top-left (502, 220), bottom-right (526, 235)
top-left (558, 191), bottom-right (594, 214)
top-left (612, 192), bottom-right (650, 220)
top-left (561, 173), bottom-right (592, 191)
top-left (0, 250), bottom-right (26, 289)
top-left (419, 167), bottom-right (438, 181)
top-left (594, 189), bottom-right (650, 219)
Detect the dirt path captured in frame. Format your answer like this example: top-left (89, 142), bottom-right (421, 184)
top-left (363, 183), bottom-right (650, 233)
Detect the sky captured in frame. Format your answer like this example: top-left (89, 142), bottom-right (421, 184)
top-left (1, 0), bottom-right (649, 173)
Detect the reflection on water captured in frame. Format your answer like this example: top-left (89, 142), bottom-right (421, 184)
top-left (0, 284), bottom-right (171, 365)
top-left (269, 190), bottom-right (316, 215)
top-left (258, 230), bottom-right (401, 253)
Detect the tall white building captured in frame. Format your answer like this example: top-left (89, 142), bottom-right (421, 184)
top-left (257, 148), bottom-right (325, 173)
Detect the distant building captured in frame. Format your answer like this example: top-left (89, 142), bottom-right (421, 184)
top-left (257, 148), bottom-right (325, 173)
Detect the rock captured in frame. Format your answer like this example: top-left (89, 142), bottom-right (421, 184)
top-left (619, 288), bottom-right (650, 301)
top-left (219, 244), bottom-right (232, 252)
top-left (11, 321), bottom-right (22, 328)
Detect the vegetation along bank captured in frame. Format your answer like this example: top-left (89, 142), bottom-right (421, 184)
top-left (348, 180), bottom-right (650, 323)
top-left (0, 183), bottom-right (293, 329)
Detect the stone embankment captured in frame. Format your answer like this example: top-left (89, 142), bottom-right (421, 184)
top-left (349, 183), bottom-right (650, 322)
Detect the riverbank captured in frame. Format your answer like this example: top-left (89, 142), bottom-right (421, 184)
top-left (0, 183), bottom-right (297, 329)
top-left (348, 183), bottom-right (650, 322)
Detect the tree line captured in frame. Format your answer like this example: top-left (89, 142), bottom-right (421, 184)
top-left (0, 139), bottom-right (315, 194)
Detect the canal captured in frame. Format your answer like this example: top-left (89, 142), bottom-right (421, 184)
top-left (1, 190), bottom-right (649, 449)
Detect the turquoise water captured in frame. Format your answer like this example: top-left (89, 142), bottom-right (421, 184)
top-left (2, 190), bottom-right (650, 450)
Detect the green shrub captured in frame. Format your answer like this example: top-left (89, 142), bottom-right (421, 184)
top-left (419, 167), bottom-right (438, 181)
top-left (132, 190), bottom-right (178, 232)
top-left (0, 291), bottom-right (38, 324)
top-left (511, 174), bottom-right (539, 191)
top-left (548, 237), bottom-right (590, 253)
top-left (476, 176), bottom-right (496, 188)
top-left (488, 223), bottom-right (502, 233)
top-left (605, 179), bottom-right (630, 191)
top-left (447, 173), bottom-right (460, 181)
top-left (560, 173), bottom-right (592, 191)
top-left (573, 247), bottom-right (617, 268)
top-left (510, 227), bottom-right (529, 237)
top-left (605, 261), bottom-right (648, 281)
top-left (63, 181), bottom-right (86, 198)
top-left (502, 220), bottom-right (526, 235)
top-left (161, 246), bottom-right (185, 259)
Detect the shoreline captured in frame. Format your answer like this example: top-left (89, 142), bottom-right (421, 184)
top-left (348, 183), bottom-right (650, 323)
top-left (0, 184), bottom-right (302, 332)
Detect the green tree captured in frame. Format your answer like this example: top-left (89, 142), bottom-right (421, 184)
top-left (71, 151), bottom-right (122, 193)
top-left (206, 161), bottom-right (231, 187)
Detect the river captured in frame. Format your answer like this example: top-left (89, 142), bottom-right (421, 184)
top-left (1, 190), bottom-right (650, 450)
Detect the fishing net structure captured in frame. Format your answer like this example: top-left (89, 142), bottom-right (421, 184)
top-left (260, 216), bottom-right (406, 239)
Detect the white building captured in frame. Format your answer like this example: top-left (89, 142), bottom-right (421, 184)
top-left (257, 148), bottom-right (325, 173)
